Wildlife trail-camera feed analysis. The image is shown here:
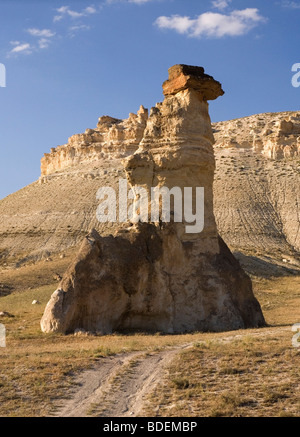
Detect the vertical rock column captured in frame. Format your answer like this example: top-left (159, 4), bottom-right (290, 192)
top-left (41, 65), bottom-right (265, 335)
top-left (125, 64), bottom-right (224, 250)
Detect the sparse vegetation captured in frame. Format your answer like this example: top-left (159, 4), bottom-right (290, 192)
top-left (0, 260), bottom-right (299, 417)
top-left (143, 329), bottom-right (300, 417)
top-left (142, 276), bottom-right (300, 417)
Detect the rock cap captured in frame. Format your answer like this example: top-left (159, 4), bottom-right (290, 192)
top-left (162, 64), bottom-right (224, 100)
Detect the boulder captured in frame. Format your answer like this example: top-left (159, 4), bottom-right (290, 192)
top-left (41, 226), bottom-right (265, 334)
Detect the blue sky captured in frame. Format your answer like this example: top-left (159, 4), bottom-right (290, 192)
top-left (0, 0), bottom-right (299, 199)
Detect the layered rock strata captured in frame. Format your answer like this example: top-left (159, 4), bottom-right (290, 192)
top-left (214, 111), bottom-right (300, 159)
top-left (40, 106), bottom-right (148, 177)
top-left (41, 65), bottom-right (265, 334)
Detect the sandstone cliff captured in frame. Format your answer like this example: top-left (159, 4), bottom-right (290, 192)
top-left (214, 111), bottom-right (300, 159)
top-left (213, 112), bottom-right (300, 276)
top-left (40, 65), bottom-right (265, 334)
top-left (40, 106), bottom-right (148, 177)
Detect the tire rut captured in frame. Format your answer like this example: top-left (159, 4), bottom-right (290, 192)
top-left (52, 348), bottom-right (181, 417)
top-left (52, 327), bottom-right (288, 417)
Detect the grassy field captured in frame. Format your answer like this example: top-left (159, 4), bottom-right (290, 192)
top-left (142, 276), bottom-right (300, 417)
top-left (0, 257), bottom-right (299, 417)
top-left (143, 328), bottom-right (300, 417)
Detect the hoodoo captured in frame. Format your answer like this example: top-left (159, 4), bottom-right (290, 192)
top-left (41, 65), bottom-right (265, 334)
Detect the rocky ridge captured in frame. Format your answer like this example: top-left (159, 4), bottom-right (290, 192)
top-left (213, 111), bottom-right (300, 159)
top-left (40, 106), bottom-right (148, 178)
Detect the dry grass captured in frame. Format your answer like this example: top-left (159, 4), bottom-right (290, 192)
top-left (0, 261), bottom-right (299, 417)
top-left (253, 276), bottom-right (300, 327)
top-left (0, 250), bottom-right (75, 292)
top-left (142, 276), bottom-right (300, 417)
top-left (143, 331), bottom-right (300, 417)
top-left (0, 279), bottom-right (206, 417)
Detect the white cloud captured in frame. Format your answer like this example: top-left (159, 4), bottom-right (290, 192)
top-left (25, 28), bottom-right (55, 51)
top-left (106, 0), bottom-right (154, 4)
top-left (155, 15), bottom-right (193, 34)
top-left (281, 0), bottom-right (300, 8)
top-left (68, 24), bottom-right (91, 37)
top-left (53, 15), bottom-right (64, 22)
top-left (57, 6), bottom-right (69, 13)
top-left (129, 0), bottom-right (153, 3)
top-left (155, 8), bottom-right (266, 38)
top-left (8, 29), bottom-right (55, 56)
top-left (84, 6), bottom-right (97, 14)
top-left (212, 0), bottom-right (231, 10)
top-left (27, 28), bottom-right (56, 38)
top-left (53, 5), bottom-right (98, 22)
top-left (69, 24), bottom-right (91, 31)
top-left (38, 38), bottom-right (51, 49)
top-left (66, 10), bottom-right (85, 18)
top-left (9, 42), bottom-right (32, 55)
top-left (7, 5), bottom-right (98, 57)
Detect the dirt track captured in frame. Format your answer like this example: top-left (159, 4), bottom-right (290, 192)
top-left (52, 327), bottom-right (288, 417)
top-left (53, 348), bottom-right (183, 417)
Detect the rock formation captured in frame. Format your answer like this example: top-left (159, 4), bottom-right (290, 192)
top-left (212, 111), bottom-right (300, 272)
top-left (214, 111), bottom-right (300, 159)
top-left (40, 65), bottom-right (265, 335)
top-left (40, 106), bottom-right (148, 177)
top-left (1, 88), bottom-right (299, 276)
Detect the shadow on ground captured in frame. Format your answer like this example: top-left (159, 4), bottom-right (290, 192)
top-left (234, 252), bottom-right (300, 278)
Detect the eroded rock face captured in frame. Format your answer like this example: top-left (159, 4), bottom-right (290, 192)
top-left (41, 65), bottom-right (265, 334)
top-left (212, 111), bottom-right (300, 261)
top-left (40, 106), bottom-right (148, 176)
top-left (40, 226), bottom-right (264, 334)
top-left (214, 111), bottom-right (300, 159)
top-left (125, 87), bottom-right (218, 246)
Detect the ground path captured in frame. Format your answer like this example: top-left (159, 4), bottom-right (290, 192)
top-left (52, 326), bottom-right (289, 417)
